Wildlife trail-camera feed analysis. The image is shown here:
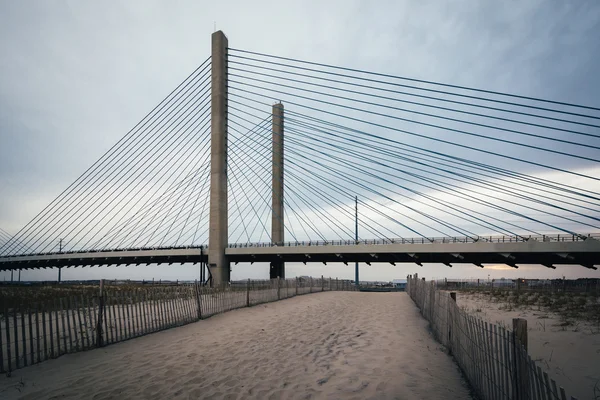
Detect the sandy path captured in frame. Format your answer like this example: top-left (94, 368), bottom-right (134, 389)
top-left (0, 292), bottom-right (471, 400)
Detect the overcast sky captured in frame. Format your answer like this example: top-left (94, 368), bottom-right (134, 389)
top-left (1, 0), bottom-right (599, 282)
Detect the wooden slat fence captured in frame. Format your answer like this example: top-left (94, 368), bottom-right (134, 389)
top-left (0, 276), bottom-right (355, 373)
top-left (407, 274), bottom-right (578, 400)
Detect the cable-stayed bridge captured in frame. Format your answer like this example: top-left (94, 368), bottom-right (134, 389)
top-left (1, 31), bottom-right (599, 285)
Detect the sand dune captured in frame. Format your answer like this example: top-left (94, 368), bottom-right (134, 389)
top-left (0, 292), bottom-right (471, 399)
top-left (458, 292), bottom-right (600, 400)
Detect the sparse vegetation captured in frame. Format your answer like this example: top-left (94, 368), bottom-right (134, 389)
top-left (452, 286), bottom-right (600, 333)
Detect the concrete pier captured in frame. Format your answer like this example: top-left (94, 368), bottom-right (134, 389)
top-left (270, 103), bottom-right (285, 279)
top-left (208, 31), bottom-right (229, 286)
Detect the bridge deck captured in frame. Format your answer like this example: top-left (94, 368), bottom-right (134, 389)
top-left (1, 234), bottom-right (598, 270)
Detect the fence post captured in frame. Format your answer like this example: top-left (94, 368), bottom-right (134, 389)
top-left (277, 278), bottom-right (281, 300)
top-left (96, 279), bottom-right (104, 347)
top-left (448, 292), bottom-right (456, 353)
top-left (295, 277), bottom-right (298, 295)
top-left (310, 277), bottom-right (313, 293)
top-left (195, 280), bottom-right (202, 319)
top-left (513, 318), bottom-right (529, 400)
top-left (336, 277), bottom-right (338, 291)
top-left (321, 275), bottom-right (324, 292)
top-left (246, 279), bottom-right (250, 307)
top-left (429, 281), bottom-right (436, 321)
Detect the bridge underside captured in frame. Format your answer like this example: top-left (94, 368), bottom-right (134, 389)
top-left (1, 239), bottom-right (598, 271)
top-left (0, 248), bottom-right (207, 271)
top-left (226, 240), bottom-right (599, 269)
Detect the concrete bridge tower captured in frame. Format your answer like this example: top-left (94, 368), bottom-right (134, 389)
top-left (270, 102), bottom-right (285, 279)
top-left (208, 31), bottom-right (229, 286)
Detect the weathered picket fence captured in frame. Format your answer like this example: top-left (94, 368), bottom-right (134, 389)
top-left (407, 274), bottom-right (578, 400)
top-left (0, 276), bottom-right (354, 373)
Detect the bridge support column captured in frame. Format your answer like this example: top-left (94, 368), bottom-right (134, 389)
top-left (208, 30), bottom-right (230, 286)
top-left (270, 103), bottom-right (285, 279)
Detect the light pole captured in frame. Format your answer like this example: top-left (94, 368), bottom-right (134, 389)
top-left (355, 196), bottom-right (359, 286)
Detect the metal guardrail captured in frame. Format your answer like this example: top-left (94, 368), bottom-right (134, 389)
top-left (227, 233), bottom-right (600, 249)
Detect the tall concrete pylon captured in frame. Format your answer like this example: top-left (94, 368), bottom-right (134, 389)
top-left (208, 30), bottom-right (229, 286)
top-left (270, 103), bottom-right (285, 279)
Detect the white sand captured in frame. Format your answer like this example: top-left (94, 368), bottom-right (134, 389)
top-left (0, 292), bottom-right (471, 400)
top-left (458, 292), bottom-right (600, 400)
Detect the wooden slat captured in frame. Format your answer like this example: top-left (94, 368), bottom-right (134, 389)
top-left (189, 285), bottom-right (196, 321)
top-left (103, 294), bottom-right (112, 344)
top-left (483, 321), bottom-right (496, 400)
top-left (141, 289), bottom-right (148, 333)
top-left (0, 305), bottom-right (5, 373)
top-left (55, 299), bottom-right (62, 356)
top-left (537, 356), bottom-right (548, 400)
top-left (79, 296), bottom-right (89, 350)
top-left (73, 297), bottom-right (83, 351)
top-left (125, 291), bottom-right (133, 339)
top-left (116, 291), bottom-right (125, 340)
top-left (199, 284), bottom-right (205, 318)
top-left (131, 290), bottom-right (139, 337)
top-left (480, 320), bottom-right (488, 399)
top-left (165, 287), bottom-right (172, 326)
top-left (154, 288), bottom-right (161, 329)
top-left (4, 304), bottom-right (11, 372)
top-left (559, 387), bottom-right (567, 400)
top-left (537, 366), bottom-right (548, 400)
top-left (501, 327), bottom-right (511, 400)
top-left (13, 304), bottom-right (20, 369)
top-left (160, 287), bottom-right (166, 328)
top-left (543, 371), bottom-right (554, 400)
top-left (156, 288), bottom-right (164, 329)
top-left (104, 291), bottom-right (110, 341)
top-left (85, 295), bottom-right (93, 348)
top-left (467, 316), bottom-right (479, 395)
top-left (91, 293), bottom-right (99, 346)
top-left (69, 297), bottom-right (78, 351)
top-left (115, 291), bottom-right (124, 342)
top-left (28, 307), bottom-right (34, 366)
top-left (467, 316), bottom-right (478, 395)
top-left (185, 286), bottom-right (192, 321)
top-left (159, 288), bottom-right (167, 330)
top-left (64, 298), bottom-right (73, 353)
top-left (136, 290), bottom-right (144, 335)
top-left (137, 289), bottom-right (144, 335)
top-left (182, 286), bottom-right (191, 323)
top-left (146, 289), bottom-right (153, 333)
top-left (491, 323), bottom-right (501, 400)
top-left (148, 289), bottom-right (156, 332)
top-left (497, 324), bottom-right (505, 400)
top-left (50, 301), bottom-right (57, 358)
top-left (41, 302), bottom-right (48, 361)
top-left (171, 287), bottom-right (178, 324)
top-left (476, 318), bottom-right (485, 397)
top-left (492, 323), bottom-right (499, 400)
top-left (147, 289), bottom-right (155, 333)
top-left (528, 355), bottom-right (539, 400)
top-left (550, 378), bottom-right (559, 400)
top-left (173, 288), bottom-right (182, 325)
top-left (177, 287), bottom-right (185, 324)
top-left (21, 306), bottom-right (28, 367)
top-left (113, 292), bottom-right (121, 341)
top-left (34, 304), bottom-right (41, 363)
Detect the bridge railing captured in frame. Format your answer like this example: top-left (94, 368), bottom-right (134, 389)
top-left (228, 232), bottom-right (599, 248)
